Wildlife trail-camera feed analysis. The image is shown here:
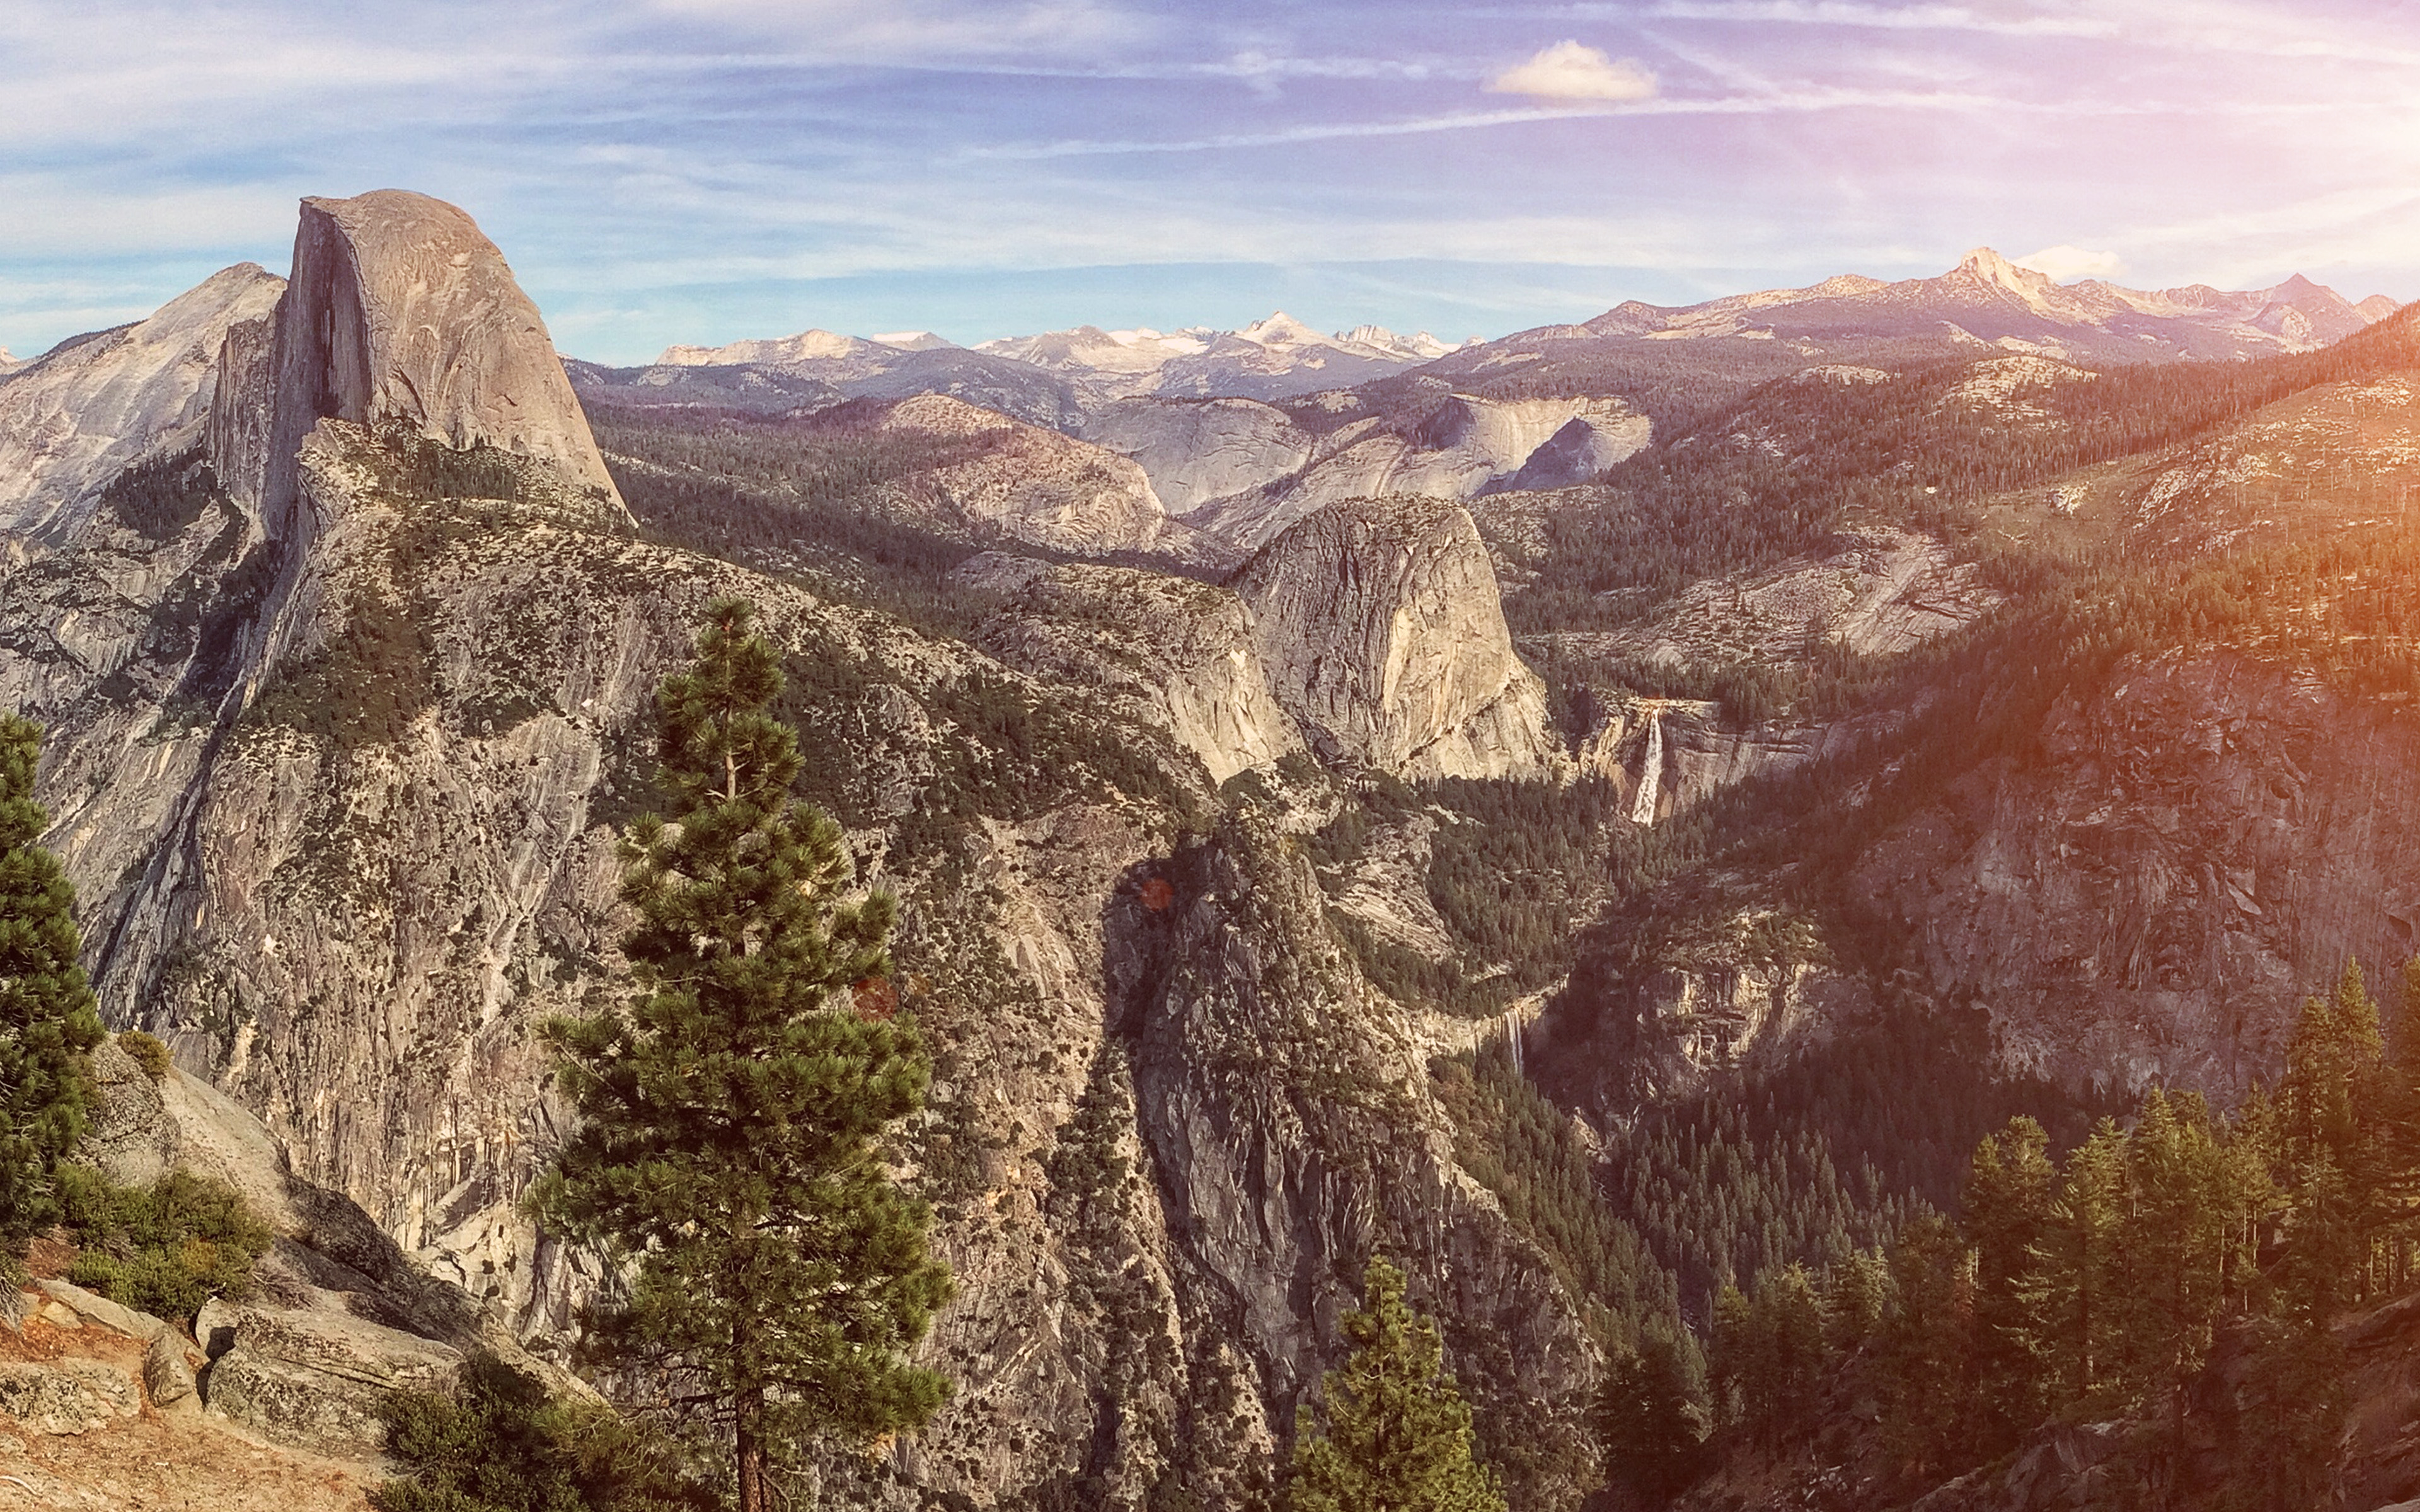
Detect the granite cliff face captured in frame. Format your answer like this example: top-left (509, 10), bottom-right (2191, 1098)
top-left (0, 265), bottom-right (284, 541)
top-left (960, 554), bottom-right (1303, 784)
top-left (1233, 495), bottom-right (1555, 778)
top-left (1849, 651), bottom-right (2420, 1101)
top-left (254, 190), bottom-right (621, 522)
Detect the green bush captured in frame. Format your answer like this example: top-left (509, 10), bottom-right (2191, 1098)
top-left (376, 1351), bottom-right (711, 1512)
top-left (54, 1167), bottom-right (271, 1319)
top-left (117, 1031), bottom-right (172, 1083)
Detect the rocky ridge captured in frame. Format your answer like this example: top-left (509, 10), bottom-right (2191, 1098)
top-left (1523, 248), bottom-right (2394, 362)
top-left (1186, 393), bottom-right (1650, 550)
top-left (0, 265), bottom-right (284, 542)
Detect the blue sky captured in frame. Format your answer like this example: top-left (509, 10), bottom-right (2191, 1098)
top-left (4, 0), bottom-right (2418, 364)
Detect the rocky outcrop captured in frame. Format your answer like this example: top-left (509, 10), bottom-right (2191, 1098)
top-left (1194, 395), bottom-right (1649, 550)
top-left (962, 554), bottom-right (1303, 783)
top-left (1107, 815), bottom-right (1602, 1512)
top-left (1081, 397), bottom-right (1313, 515)
top-left (1231, 495), bottom-right (1555, 778)
top-left (253, 190), bottom-right (621, 522)
top-left (874, 394), bottom-right (1214, 559)
top-left (200, 1302), bottom-right (461, 1458)
top-left (0, 264), bottom-right (284, 541)
top-left (0, 1360), bottom-right (140, 1436)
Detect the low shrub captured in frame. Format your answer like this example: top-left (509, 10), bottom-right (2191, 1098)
top-left (376, 1351), bottom-right (710, 1512)
top-left (54, 1167), bottom-right (271, 1320)
top-left (117, 1031), bottom-right (173, 1083)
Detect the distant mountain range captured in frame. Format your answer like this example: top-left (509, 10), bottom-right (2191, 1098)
top-left (559, 249), bottom-right (2403, 425)
top-left (653, 313), bottom-right (1475, 403)
top-left (1452, 248), bottom-right (2394, 366)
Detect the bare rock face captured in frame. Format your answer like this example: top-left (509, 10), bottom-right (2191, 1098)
top-left (253, 190), bottom-right (621, 521)
top-left (1081, 397), bottom-right (1313, 515)
top-left (0, 264), bottom-right (284, 541)
top-left (1231, 496), bottom-right (1554, 778)
top-left (1193, 395), bottom-right (1649, 551)
top-left (1107, 816), bottom-right (1602, 1512)
top-left (874, 394), bottom-right (1206, 559)
top-left (962, 554), bottom-right (1303, 784)
top-left (1852, 651), bottom-right (2420, 1101)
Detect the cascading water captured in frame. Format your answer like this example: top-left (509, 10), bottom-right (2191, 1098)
top-left (1629, 714), bottom-right (1664, 827)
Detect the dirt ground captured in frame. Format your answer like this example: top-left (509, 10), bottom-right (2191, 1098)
top-left (1, 1307), bottom-right (376, 1512)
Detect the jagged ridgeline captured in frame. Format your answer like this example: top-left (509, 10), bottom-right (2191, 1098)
top-left (11, 180), bottom-right (2420, 1511)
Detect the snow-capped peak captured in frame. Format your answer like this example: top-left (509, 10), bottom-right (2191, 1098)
top-left (655, 328), bottom-right (871, 366)
top-left (1337, 324), bottom-right (1461, 360)
top-left (1960, 247), bottom-right (2051, 290)
top-left (872, 330), bottom-right (957, 351)
top-left (1235, 312), bottom-right (1330, 349)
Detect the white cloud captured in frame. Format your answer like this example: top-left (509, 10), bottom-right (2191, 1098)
top-left (1486, 41), bottom-right (1658, 103)
top-left (2014, 244), bottom-right (2126, 280)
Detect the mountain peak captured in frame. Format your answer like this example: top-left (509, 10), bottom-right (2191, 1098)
top-left (1957, 246), bottom-right (2051, 291)
top-left (1237, 312), bottom-right (1323, 347)
top-left (872, 329), bottom-right (957, 351)
top-left (657, 328), bottom-right (870, 366)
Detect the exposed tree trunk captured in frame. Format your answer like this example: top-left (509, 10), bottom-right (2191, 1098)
top-left (739, 1386), bottom-right (769, 1512)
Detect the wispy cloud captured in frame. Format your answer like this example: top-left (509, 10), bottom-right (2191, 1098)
top-left (1640, 1), bottom-right (2115, 37)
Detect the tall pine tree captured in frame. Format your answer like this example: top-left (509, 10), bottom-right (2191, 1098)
top-left (1595, 1322), bottom-right (1708, 1503)
top-left (1288, 1257), bottom-right (1505, 1512)
top-left (1962, 1116), bottom-right (2057, 1453)
top-left (531, 600), bottom-right (952, 1512)
top-left (0, 713), bottom-right (104, 1249)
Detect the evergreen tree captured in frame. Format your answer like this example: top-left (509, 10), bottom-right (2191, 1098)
top-left (1706, 1280), bottom-right (1754, 1429)
top-left (2023, 1118), bottom-right (2128, 1413)
top-left (0, 713), bottom-right (105, 1247)
top-left (2115, 1089), bottom-right (2250, 1489)
top-left (1874, 1215), bottom-right (1974, 1482)
top-left (1743, 1264), bottom-right (1824, 1448)
top-left (1962, 1116), bottom-right (2057, 1452)
top-left (1288, 1257), bottom-right (1505, 1512)
top-left (1820, 1247), bottom-right (1891, 1353)
top-left (530, 599), bottom-right (952, 1512)
top-left (1594, 1322), bottom-right (1708, 1503)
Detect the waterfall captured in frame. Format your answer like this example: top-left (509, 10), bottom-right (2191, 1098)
top-left (1505, 1010), bottom-right (1524, 1077)
top-left (1629, 714), bottom-right (1664, 827)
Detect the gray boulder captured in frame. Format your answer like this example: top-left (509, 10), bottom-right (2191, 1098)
top-left (200, 1301), bottom-right (461, 1459)
top-left (32, 1278), bottom-right (170, 1341)
top-left (144, 1329), bottom-right (200, 1411)
top-left (75, 1034), bottom-right (181, 1187)
top-left (0, 1358), bottom-right (140, 1436)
